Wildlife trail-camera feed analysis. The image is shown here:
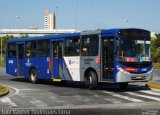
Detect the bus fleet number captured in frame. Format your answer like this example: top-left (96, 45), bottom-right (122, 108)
top-left (8, 60), bottom-right (14, 64)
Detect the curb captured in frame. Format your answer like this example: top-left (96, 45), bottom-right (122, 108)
top-left (0, 87), bottom-right (10, 98)
top-left (145, 83), bottom-right (160, 89)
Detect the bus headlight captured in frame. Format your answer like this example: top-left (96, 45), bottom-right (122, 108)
top-left (117, 66), bottom-right (130, 74)
top-left (147, 68), bottom-right (153, 74)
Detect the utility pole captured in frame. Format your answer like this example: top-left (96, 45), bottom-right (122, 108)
top-left (16, 16), bottom-right (22, 37)
top-left (0, 27), bottom-right (2, 65)
top-left (124, 19), bottom-right (129, 28)
top-left (75, 0), bottom-right (78, 32)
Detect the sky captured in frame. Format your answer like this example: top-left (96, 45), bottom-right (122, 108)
top-left (0, 0), bottom-right (160, 32)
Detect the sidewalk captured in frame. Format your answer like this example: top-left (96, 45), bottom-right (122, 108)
top-left (145, 79), bottom-right (160, 89)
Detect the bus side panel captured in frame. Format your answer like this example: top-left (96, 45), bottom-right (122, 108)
top-left (63, 57), bottom-right (80, 81)
top-left (23, 57), bottom-right (51, 79)
top-left (6, 58), bottom-right (17, 76)
top-left (80, 57), bottom-right (100, 82)
top-left (53, 59), bottom-right (59, 78)
top-left (37, 57), bottom-right (51, 79)
top-left (52, 58), bottom-right (64, 79)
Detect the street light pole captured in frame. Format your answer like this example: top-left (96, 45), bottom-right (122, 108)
top-left (75, 0), bottom-right (78, 32)
top-left (0, 28), bottom-right (2, 65)
top-left (16, 16), bottom-right (22, 37)
top-left (124, 19), bottom-right (129, 28)
top-left (55, 6), bottom-right (58, 29)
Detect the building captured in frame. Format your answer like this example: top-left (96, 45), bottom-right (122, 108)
top-left (44, 9), bottom-right (56, 30)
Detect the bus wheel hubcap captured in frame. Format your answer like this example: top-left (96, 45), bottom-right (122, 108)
top-left (89, 76), bottom-right (92, 84)
top-left (31, 72), bottom-right (36, 81)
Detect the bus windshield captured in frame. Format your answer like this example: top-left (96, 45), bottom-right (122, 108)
top-left (117, 37), bottom-right (151, 62)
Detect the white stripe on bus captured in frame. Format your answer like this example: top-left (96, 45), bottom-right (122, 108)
top-left (102, 91), bottom-right (143, 102)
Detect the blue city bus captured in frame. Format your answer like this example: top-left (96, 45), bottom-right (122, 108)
top-left (6, 28), bottom-right (153, 89)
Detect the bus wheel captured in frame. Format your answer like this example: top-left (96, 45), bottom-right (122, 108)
top-left (29, 68), bottom-right (38, 83)
top-left (119, 83), bottom-right (128, 90)
top-left (87, 71), bottom-right (98, 90)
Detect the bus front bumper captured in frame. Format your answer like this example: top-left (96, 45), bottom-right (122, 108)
top-left (115, 68), bottom-right (153, 83)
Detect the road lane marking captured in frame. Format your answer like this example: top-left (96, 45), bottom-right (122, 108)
top-left (126, 92), bottom-right (160, 101)
top-left (19, 89), bottom-right (42, 90)
top-left (140, 90), bottom-right (160, 96)
top-left (30, 99), bottom-right (47, 107)
top-left (104, 98), bottom-right (122, 103)
top-left (101, 91), bottom-right (143, 102)
top-left (0, 97), bottom-right (17, 107)
top-left (151, 88), bottom-right (160, 92)
top-left (1, 85), bottom-right (20, 97)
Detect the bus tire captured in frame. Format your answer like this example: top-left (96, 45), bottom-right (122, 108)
top-left (29, 68), bottom-right (38, 84)
top-left (88, 71), bottom-right (98, 90)
top-left (119, 82), bottom-right (128, 90)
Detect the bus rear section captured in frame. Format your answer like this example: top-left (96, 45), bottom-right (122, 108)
top-left (6, 42), bottom-right (17, 76)
top-left (6, 38), bottom-right (52, 83)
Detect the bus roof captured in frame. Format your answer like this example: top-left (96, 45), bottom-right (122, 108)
top-left (6, 32), bottom-right (81, 43)
top-left (6, 28), bottom-right (150, 43)
top-left (81, 28), bottom-right (149, 36)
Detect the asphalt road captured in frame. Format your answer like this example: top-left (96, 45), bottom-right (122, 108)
top-left (0, 67), bottom-right (160, 115)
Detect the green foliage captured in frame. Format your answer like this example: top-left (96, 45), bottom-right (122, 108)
top-left (1, 35), bottom-right (14, 53)
top-left (0, 35), bottom-right (29, 66)
top-left (0, 35), bottom-right (29, 53)
top-left (151, 33), bottom-right (160, 62)
top-left (153, 63), bottom-right (160, 69)
top-left (20, 35), bottom-right (29, 38)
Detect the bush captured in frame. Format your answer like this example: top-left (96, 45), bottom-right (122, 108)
top-left (153, 63), bottom-right (160, 69)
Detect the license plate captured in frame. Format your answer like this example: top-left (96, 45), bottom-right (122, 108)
top-left (131, 76), bottom-right (145, 80)
top-left (136, 76), bottom-right (143, 80)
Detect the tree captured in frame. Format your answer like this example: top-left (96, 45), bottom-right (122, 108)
top-left (0, 35), bottom-right (29, 54)
top-left (0, 35), bottom-right (15, 54)
top-left (151, 33), bottom-right (160, 62)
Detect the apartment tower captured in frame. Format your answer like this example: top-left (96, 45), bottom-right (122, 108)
top-left (44, 9), bottom-right (56, 30)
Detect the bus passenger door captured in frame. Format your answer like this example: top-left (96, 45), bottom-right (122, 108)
top-left (102, 37), bottom-right (114, 80)
top-left (52, 41), bottom-right (63, 79)
top-left (17, 43), bottom-right (24, 76)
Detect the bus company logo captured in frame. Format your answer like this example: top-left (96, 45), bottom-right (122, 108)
top-left (25, 63), bottom-right (31, 66)
top-left (69, 60), bottom-right (79, 65)
top-left (25, 58), bottom-right (31, 66)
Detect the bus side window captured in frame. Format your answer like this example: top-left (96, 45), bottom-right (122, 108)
top-left (25, 40), bottom-right (50, 57)
top-left (37, 40), bottom-right (50, 57)
top-left (25, 41), bottom-right (36, 57)
top-left (19, 45), bottom-right (24, 59)
top-left (58, 43), bottom-right (62, 58)
top-left (81, 35), bottom-right (99, 56)
top-left (64, 37), bottom-right (80, 56)
top-left (53, 43), bottom-right (62, 58)
top-left (8, 43), bottom-right (16, 58)
top-left (53, 43), bottom-right (58, 58)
